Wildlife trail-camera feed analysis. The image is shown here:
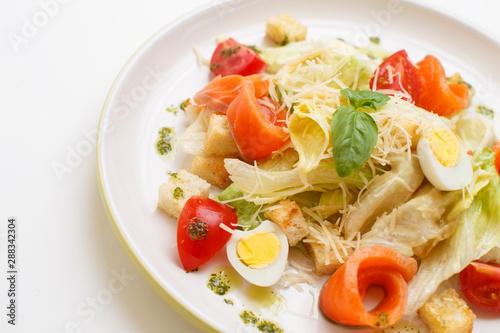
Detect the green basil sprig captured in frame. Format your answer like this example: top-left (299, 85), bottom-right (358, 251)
top-left (341, 88), bottom-right (390, 111)
top-left (331, 88), bottom-right (389, 177)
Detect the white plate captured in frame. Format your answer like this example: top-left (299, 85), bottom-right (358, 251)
top-left (97, 0), bottom-right (500, 332)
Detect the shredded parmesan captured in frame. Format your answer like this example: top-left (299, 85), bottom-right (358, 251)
top-left (195, 39), bottom-right (495, 302)
top-left (219, 222), bottom-right (236, 235)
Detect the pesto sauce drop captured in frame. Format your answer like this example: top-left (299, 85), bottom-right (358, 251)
top-left (173, 187), bottom-right (184, 200)
top-left (208, 272), bottom-right (232, 296)
top-left (239, 310), bottom-right (283, 333)
top-left (156, 127), bottom-right (176, 157)
top-left (207, 265), bottom-right (243, 297)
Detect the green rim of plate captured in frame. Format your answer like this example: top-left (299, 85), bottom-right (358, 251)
top-left (95, 2), bottom-right (221, 332)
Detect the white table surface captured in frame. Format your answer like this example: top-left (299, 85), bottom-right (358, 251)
top-left (1, 1), bottom-right (499, 332)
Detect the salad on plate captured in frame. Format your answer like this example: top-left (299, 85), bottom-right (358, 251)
top-left (156, 13), bottom-right (500, 333)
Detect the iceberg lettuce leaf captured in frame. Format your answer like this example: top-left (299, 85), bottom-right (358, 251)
top-left (259, 41), bottom-right (319, 74)
top-left (179, 110), bottom-right (207, 155)
top-left (216, 183), bottom-right (264, 230)
top-left (362, 150), bottom-right (495, 258)
top-left (289, 104), bottom-right (331, 176)
top-left (405, 148), bottom-right (500, 314)
top-left (224, 157), bottom-right (372, 205)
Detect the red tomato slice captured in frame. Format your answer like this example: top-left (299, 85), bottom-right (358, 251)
top-left (460, 260), bottom-right (500, 312)
top-left (415, 55), bottom-right (469, 116)
top-left (192, 74), bottom-right (269, 113)
top-left (226, 79), bottom-right (288, 160)
top-left (370, 50), bottom-right (419, 103)
top-left (492, 142), bottom-right (500, 177)
top-left (496, 150), bottom-right (500, 178)
top-left (319, 246), bottom-right (418, 328)
top-left (210, 38), bottom-right (267, 77)
top-left (177, 196), bottom-right (237, 271)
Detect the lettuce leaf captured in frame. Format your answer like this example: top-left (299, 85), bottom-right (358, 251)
top-left (224, 157), bottom-right (372, 205)
top-left (363, 150), bottom-right (495, 258)
top-left (259, 41), bottom-right (319, 74)
top-left (179, 110), bottom-right (207, 155)
top-left (289, 104), bottom-right (331, 176)
top-left (405, 148), bottom-right (500, 314)
top-left (270, 45), bottom-right (376, 111)
top-left (216, 183), bottom-right (264, 230)
top-left (334, 56), bottom-right (373, 91)
top-left (454, 108), bottom-right (495, 152)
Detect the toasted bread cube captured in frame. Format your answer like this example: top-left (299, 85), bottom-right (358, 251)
top-left (265, 199), bottom-right (309, 246)
top-left (418, 288), bottom-right (476, 333)
top-left (266, 13), bottom-right (307, 45)
top-left (157, 169), bottom-right (211, 219)
top-left (204, 114), bottom-right (239, 156)
top-left (305, 240), bottom-right (347, 276)
top-left (190, 154), bottom-right (235, 189)
top-left (304, 223), bottom-right (352, 276)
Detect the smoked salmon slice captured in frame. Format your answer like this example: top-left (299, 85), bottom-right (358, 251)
top-left (319, 246), bottom-right (418, 329)
top-left (193, 74), bottom-right (269, 113)
top-left (415, 55), bottom-right (469, 116)
top-left (226, 79), bottom-right (288, 160)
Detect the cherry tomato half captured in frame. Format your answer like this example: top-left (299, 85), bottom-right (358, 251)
top-left (460, 260), bottom-right (500, 312)
top-left (370, 50), bottom-right (419, 103)
top-left (492, 142), bottom-right (500, 177)
top-left (210, 38), bottom-right (267, 77)
top-left (177, 196), bottom-right (237, 271)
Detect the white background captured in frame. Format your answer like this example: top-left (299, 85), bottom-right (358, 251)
top-left (1, 0), bottom-right (500, 332)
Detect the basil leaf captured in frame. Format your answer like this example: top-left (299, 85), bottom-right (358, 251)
top-left (341, 88), bottom-right (390, 111)
top-left (331, 105), bottom-right (378, 177)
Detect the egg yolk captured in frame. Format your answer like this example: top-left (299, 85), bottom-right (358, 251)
top-left (236, 232), bottom-right (281, 269)
top-left (427, 128), bottom-right (460, 167)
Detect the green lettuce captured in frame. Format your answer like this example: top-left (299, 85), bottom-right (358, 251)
top-left (224, 157), bottom-right (373, 205)
top-left (259, 41), bottom-right (318, 74)
top-left (216, 183), bottom-right (264, 230)
top-left (405, 148), bottom-right (500, 314)
top-left (362, 150), bottom-right (495, 258)
top-left (334, 56), bottom-right (373, 91)
top-left (288, 104), bottom-right (331, 176)
top-left (270, 44), bottom-right (376, 112)
top-left (454, 108), bottom-right (495, 152)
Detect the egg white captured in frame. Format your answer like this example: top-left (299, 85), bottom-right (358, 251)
top-left (417, 132), bottom-right (473, 191)
top-left (226, 220), bottom-right (289, 287)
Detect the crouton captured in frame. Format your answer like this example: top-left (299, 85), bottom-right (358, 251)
top-left (265, 199), bottom-right (309, 246)
top-left (418, 288), bottom-right (476, 333)
top-left (266, 13), bottom-right (307, 45)
top-left (304, 222), bottom-right (353, 276)
top-left (204, 113), bottom-right (239, 156)
top-left (190, 154), bottom-right (236, 189)
top-left (157, 169), bottom-right (211, 219)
